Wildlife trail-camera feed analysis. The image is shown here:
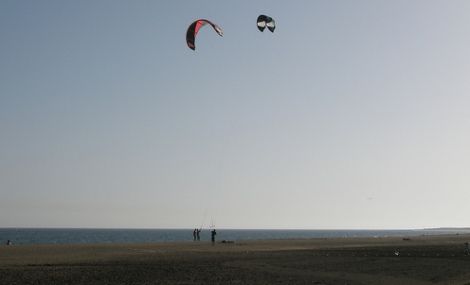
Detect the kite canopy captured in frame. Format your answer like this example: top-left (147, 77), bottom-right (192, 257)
top-left (257, 15), bottom-right (275, 32)
top-left (186, 19), bottom-right (223, 50)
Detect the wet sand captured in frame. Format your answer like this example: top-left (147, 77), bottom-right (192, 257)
top-left (1, 234), bottom-right (470, 284)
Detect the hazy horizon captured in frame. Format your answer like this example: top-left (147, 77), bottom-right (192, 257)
top-left (1, 0), bottom-right (470, 229)
top-left (2, 226), bottom-right (469, 231)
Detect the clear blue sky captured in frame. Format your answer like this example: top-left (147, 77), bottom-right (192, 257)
top-left (1, 0), bottom-right (470, 229)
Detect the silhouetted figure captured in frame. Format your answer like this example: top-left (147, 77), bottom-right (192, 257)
top-left (196, 229), bottom-right (201, 241)
top-left (193, 229), bottom-right (197, 241)
top-left (211, 229), bottom-right (217, 244)
top-left (6, 240), bottom-right (12, 246)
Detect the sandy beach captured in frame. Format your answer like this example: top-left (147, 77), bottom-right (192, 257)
top-left (1, 234), bottom-right (470, 284)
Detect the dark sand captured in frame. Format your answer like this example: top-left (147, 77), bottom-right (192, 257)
top-left (1, 234), bottom-right (470, 284)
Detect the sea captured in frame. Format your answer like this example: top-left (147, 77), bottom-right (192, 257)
top-left (1, 228), bottom-right (468, 245)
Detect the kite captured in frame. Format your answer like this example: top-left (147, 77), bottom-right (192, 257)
top-left (186, 19), bottom-right (223, 50)
top-left (257, 15), bottom-right (275, 32)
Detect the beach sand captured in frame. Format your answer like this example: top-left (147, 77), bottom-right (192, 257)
top-left (1, 234), bottom-right (470, 284)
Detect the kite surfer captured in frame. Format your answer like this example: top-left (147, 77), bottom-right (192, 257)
top-left (211, 229), bottom-right (217, 245)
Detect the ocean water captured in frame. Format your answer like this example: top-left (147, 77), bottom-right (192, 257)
top-left (0, 228), bottom-right (467, 245)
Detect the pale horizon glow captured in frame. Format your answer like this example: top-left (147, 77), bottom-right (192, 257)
top-left (1, 0), bottom-right (470, 229)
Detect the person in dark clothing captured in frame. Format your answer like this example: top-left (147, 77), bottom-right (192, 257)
top-left (196, 229), bottom-right (201, 241)
top-left (211, 229), bottom-right (217, 244)
top-left (193, 229), bottom-right (197, 241)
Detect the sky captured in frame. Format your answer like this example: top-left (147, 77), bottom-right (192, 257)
top-left (1, 0), bottom-right (470, 229)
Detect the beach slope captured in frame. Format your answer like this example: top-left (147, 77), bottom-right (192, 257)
top-left (1, 234), bottom-right (470, 284)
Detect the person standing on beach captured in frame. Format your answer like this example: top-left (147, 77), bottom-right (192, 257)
top-left (211, 229), bottom-right (217, 244)
top-left (196, 229), bottom-right (201, 241)
top-left (193, 229), bottom-right (197, 241)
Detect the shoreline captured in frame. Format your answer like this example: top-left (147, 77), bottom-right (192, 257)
top-left (2, 227), bottom-right (469, 247)
top-left (2, 233), bottom-right (469, 261)
top-left (1, 232), bottom-right (469, 250)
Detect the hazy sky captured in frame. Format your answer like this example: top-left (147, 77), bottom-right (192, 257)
top-left (1, 0), bottom-right (470, 229)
